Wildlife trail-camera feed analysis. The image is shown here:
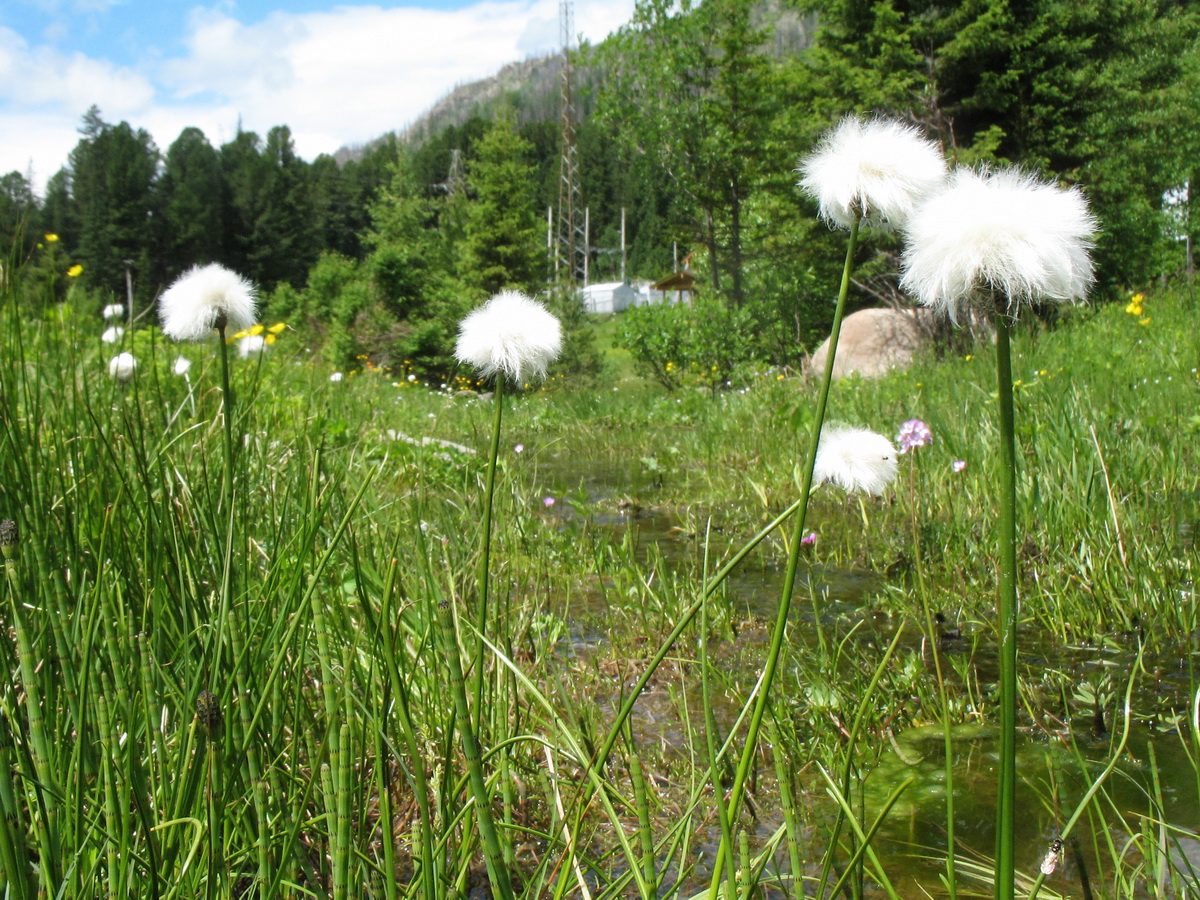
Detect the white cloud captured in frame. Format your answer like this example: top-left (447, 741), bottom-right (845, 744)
top-left (0, 110), bottom-right (86, 188)
top-left (154, 0), bottom-right (635, 161)
top-left (0, 26), bottom-right (154, 113)
top-left (0, 0), bottom-right (636, 194)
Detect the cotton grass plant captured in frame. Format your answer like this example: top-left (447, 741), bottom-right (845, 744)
top-left (813, 425), bottom-right (899, 496)
top-left (159, 262), bottom-right (258, 508)
top-left (901, 165), bottom-right (1096, 900)
top-left (108, 350), bottom-right (137, 381)
top-left (449, 288), bottom-right (561, 900)
top-left (702, 116), bottom-right (946, 895)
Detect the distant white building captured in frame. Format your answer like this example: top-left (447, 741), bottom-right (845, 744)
top-left (581, 281), bottom-right (637, 314)
top-left (632, 280), bottom-right (670, 307)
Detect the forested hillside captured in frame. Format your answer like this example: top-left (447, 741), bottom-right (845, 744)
top-left (2, 0), bottom-right (1196, 375)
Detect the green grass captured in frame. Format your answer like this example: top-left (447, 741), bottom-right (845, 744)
top-left (1, 279), bottom-right (1198, 898)
top-left (589, 311), bottom-right (641, 383)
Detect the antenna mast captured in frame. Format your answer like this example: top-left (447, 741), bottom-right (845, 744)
top-left (555, 0), bottom-right (585, 284)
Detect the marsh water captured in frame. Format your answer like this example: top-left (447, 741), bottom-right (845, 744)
top-left (526, 447), bottom-right (1200, 896)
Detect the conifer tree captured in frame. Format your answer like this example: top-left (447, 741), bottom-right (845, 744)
top-left (68, 107), bottom-right (160, 306)
top-left (160, 127), bottom-right (226, 278)
top-left (460, 110), bottom-right (544, 297)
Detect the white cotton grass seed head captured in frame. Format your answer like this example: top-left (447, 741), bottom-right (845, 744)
top-left (159, 263), bottom-right (257, 342)
top-left (173, 355), bottom-right (192, 376)
top-left (102, 303), bottom-right (125, 320)
top-left (108, 352), bottom-right (137, 382)
top-left (101, 325), bottom-right (124, 344)
top-left (238, 334), bottom-right (267, 358)
top-left (455, 290), bottom-right (562, 384)
top-left (798, 116), bottom-right (948, 231)
top-left (900, 166), bottom-right (1096, 320)
top-left (813, 425), bottom-right (899, 496)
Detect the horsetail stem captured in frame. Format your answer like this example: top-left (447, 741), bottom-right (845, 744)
top-left (627, 740), bottom-right (657, 893)
top-left (335, 721), bottom-right (353, 900)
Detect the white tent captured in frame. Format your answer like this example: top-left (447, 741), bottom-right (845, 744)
top-left (581, 281), bottom-right (637, 314)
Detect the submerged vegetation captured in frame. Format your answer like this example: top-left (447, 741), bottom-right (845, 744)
top-left (2, 244), bottom-right (1199, 896)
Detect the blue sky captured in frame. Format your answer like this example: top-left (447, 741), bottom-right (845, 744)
top-left (1, 0), bottom-right (636, 193)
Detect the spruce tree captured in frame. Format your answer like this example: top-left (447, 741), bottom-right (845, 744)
top-left (460, 110), bottom-right (543, 297)
top-left (160, 127), bottom-right (226, 278)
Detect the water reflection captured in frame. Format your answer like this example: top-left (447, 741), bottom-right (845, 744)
top-left (521, 447), bottom-right (1200, 896)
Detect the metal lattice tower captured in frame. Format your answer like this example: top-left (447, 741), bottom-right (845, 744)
top-left (555, 0), bottom-right (585, 283)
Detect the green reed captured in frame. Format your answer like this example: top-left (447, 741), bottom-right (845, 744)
top-left (0, 264), bottom-right (1198, 899)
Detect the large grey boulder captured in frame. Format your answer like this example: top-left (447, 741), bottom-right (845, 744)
top-left (806, 307), bottom-right (930, 379)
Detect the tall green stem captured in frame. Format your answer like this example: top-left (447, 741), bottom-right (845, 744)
top-left (217, 324), bottom-right (236, 525)
top-left (994, 313), bottom-right (1018, 900)
top-left (473, 375), bottom-right (505, 716)
top-left (710, 214), bottom-right (861, 894)
top-left (213, 325), bottom-right (237, 670)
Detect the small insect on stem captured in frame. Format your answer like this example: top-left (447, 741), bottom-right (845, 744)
top-left (1041, 836), bottom-right (1065, 876)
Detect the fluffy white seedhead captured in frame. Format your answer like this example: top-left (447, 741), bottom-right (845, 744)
top-left (455, 290), bottom-right (563, 384)
top-left (798, 116), bottom-right (948, 231)
top-left (172, 355), bottom-right (192, 376)
top-left (813, 425), bottom-right (898, 496)
top-left (101, 325), bottom-right (124, 344)
top-left (102, 303), bottom-right (125, 320)
top-left (238, 334), bottom-right (267, 358)
top-left (108, 352), bottom-right (137, 382)
top-left (159, 263), bottom-right (257, 342)
top-left (900, 167), bottom-right (1096, 319)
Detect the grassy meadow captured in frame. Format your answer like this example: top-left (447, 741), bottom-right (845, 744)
top-left (2, 277), bottom-right (1200, 899)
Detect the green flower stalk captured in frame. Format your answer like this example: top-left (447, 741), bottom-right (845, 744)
top-left (902, 165), bottom-right (1096, 900)
top-left (451, 289), bottom-right (562, 900)
top-left (455, 289), bottom-right (562, 709)
top-left (711, 115), bottom-right (946, 894)
top-left (159, 264), bottom-right (258, 668)
top-left (159, 265), bottom-right (258, 504)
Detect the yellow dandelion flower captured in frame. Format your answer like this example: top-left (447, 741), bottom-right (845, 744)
top-left (1139, 317), bottom-right (1152, 326)
top-left (265, 333), bottom-right (277, 345)
top-left (45, 233), bottom-right (59, 242)
top-left (230, 329), bottom-right (249, 340)
top-left (67, 264), bottom-right (83, 277)
top-left (248, 323), bottom-right (265, 336)
top-left (268, 322), bottom-right (286, 334)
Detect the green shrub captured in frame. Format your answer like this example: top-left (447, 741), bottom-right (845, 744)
top-left (616, 298), bottom-right (761, 391)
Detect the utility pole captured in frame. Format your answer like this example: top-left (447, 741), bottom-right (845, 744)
top-left (555, 0), bottom-right (585, 285)
top-left (620, 207), bottom-right (627, 284)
